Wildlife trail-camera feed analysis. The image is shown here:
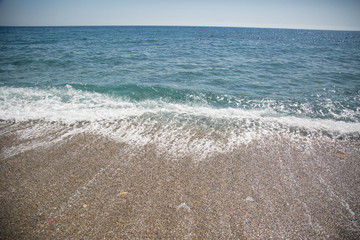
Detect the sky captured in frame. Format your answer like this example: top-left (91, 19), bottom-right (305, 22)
top-left (0, 0), bottom-right (360, 30)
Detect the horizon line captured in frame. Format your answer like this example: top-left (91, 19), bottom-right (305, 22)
top-left (1, 24), bottom-right (360, 32)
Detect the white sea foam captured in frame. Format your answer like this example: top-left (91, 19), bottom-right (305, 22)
top-left (1, 85), bottom-right (359, 159)
top-left (1, 85), bottom-right (359, 133)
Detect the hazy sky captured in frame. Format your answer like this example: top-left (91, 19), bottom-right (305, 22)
top-left (0, 0), bottom-right (359, 30)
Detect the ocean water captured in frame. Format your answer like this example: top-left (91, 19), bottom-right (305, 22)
top-left (1, 26), bottom-right (360, 158)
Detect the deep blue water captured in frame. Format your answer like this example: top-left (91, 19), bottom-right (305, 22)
top-left (1, 26), bottom-right (360, 140)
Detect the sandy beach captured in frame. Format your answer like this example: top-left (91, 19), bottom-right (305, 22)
top-left (0, 121), bottom-right (359, 239)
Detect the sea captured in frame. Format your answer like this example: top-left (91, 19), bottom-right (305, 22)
top-left (1, 26), bottom-right (359, 158)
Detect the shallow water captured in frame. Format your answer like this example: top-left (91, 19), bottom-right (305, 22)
top-left (1, 120), bottom-right (359, 239)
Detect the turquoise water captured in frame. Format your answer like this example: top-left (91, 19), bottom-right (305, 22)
top-left (1, 26), bottom-right (360, 145)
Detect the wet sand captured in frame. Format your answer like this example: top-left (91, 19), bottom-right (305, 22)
top-left (1, 123), bottom-right (360, 239)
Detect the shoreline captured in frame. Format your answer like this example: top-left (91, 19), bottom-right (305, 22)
top-left (1, 122), bottom-right (359, 239)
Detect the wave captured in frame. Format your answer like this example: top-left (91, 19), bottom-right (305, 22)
top-left (1, 83), bottom-right (359, 119)
top-left (1, 84), bottom-right (359, 138)
top-left (1, 84), bottom-right (359, 160)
